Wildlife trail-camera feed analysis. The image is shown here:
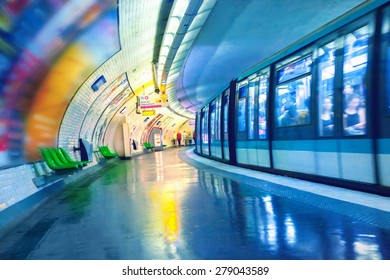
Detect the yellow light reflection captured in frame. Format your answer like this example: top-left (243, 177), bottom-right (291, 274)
top-left (148, 184), bottom-right (180, 243)
top-left (162, 192), bottom-right (179, 243)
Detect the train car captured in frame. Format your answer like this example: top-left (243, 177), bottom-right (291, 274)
top-left (195, 1), bottom-right (390, 196)
top-left (196, 84), bottom-right (235, 163)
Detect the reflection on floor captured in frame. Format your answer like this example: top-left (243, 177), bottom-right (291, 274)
top-left (0, 147), bottom-right (389, 260)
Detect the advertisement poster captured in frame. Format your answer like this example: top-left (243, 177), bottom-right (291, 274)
top-left (0, 0), bottom-right (119, 166)
top-left (154, 133), bottom-right (161, 147)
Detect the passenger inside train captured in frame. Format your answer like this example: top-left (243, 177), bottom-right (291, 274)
top-left (321, 97), bottom-right (334, 136)
top-left (344, 93), bottom-right (366, 135)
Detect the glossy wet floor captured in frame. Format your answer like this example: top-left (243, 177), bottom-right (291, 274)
top-left (1, 147), bottom-right (390, 260)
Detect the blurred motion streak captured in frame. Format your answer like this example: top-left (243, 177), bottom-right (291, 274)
top-left (0, 0), bottom-right (119, 167)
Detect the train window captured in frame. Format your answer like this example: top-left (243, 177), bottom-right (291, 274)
top-left (258, 74), bottom-right (269, 139)
top-left (275, 80), bottom-right (311, 128)
top-left (318, 41), bottom-right (336, 137)
top-left (343, 25), bottom-right (368, 136)
top-left (196, 112), bottom-right (201, 145)
top-left (248, 80), bottom-right (256, 139)
top-left (275, 55), bottom-right (312, 128)
top-left (201, 109), bottom-right (209, 144)
top-left (384, 9), bottom-right (390, 115)
top-left (237, 85), bottom-right (247, 132)
top-left (216, 95), bottom-right (222, 141)
top-left (210, 102), bottom-right (216, 143)
top-left (223, 91), bottom-right (229, 134)
top-left (277, 56), bottom-right (312, 84)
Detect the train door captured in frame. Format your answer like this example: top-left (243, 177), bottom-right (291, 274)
top-left (315, 39), bottom-right (341, 178)
top-left (235, 80), bottom-right (251, 165)
top-left (195, 112), bottom-right (201, 153)
top-left (209, 100), bottom-right (217, 157)
top-left (337, 20), bottom-right (376, 184)
top-left (257, 71), bottom-right (271, 168)
top-left (235, 72), bottom-right (271, 167)
top-left (200, 105), bottom-right (210, 156)
top-left (209, 97), bottom-right (222, 159)
top-left (272, 53), bottom-right (315, 174)
top-left (377, 6), bottom-right (390, 188)
top-left (215, 95), bottom-right (222, 158)
top-left (314, 17), bottom-right (376, 184)
top-left (221, 89), bottom-right (230, 161)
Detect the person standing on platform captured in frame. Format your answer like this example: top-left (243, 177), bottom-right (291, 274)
top-left (182, 131), bottom-right (187, 146)
top-left (177, 131), bottom-right (182, 146)
top-left (172, 133), bottom-right (177, 146)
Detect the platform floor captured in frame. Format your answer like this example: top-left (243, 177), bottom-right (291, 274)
top-left (0, 147), bottom-right (390, 260)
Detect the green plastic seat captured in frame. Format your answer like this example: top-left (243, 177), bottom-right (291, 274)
top-left (50, 148), bottom-right (83, 168)
top-left (59, 148), bottom-right (89, 166)
top-left (47, 148), bottom-right (81, 169)
top-left (98, 146), bottom-right (118, 158)
top-left (39, 148), bottom-right (79, 172)
top-left (98, 146), bottom-right (110, 158)
top-left (53, 148), bottom-right (68, 165)
top-left (144, 142), bottom-right (154, 151)
top-left (104, 146), bottom-right (119, 157)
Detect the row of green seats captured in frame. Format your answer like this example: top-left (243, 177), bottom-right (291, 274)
top-left (143, 142), bottom-right (154, 151)
top-left (39, 147), bottom-right (89, 173)
top-left (98, 146), bottom-right (119, 159)
top-left (58, 147), bottom-right (90, 167)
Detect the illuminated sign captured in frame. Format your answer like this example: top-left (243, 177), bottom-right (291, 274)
top-left (91, 75), bottom-right (106, 91)
top-left (160, 82), bottom-right (166, 93)
top-left (140, 92), bottom-right (168, 109)
top-left (142, 109), bottom-right (155, 116)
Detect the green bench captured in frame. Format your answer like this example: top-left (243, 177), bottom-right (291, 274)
top-left (143, 142), bottom-right (154, 152)
top-left (59, 147), bottom-right (89, 166)
top-left (39, 148), bottom-right (81, 173)
top-left (48, 148), bottom-right (86, 169)
top-left (98, 146), bottom-right (119, 158)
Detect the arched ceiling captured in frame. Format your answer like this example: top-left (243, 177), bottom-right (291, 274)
top-left (0, 0), bottom-right (371, 165)
top-left (107, 0), bottom-right (367, 118)
top-left (70, 0), bottom-right (368, 123)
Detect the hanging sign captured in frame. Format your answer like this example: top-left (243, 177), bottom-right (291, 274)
top-left (142, 109), bottom-right (155, 116)
top-left (139, 92), bottom-right (168, 109)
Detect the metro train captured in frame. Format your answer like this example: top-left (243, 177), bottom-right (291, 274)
top-left (195, 1), bottom-right (390, 196)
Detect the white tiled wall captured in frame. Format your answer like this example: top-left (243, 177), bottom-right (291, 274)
top-left (0, 164), bottom-right (38, 211)
top-left (0, 155), bottom-right (104, 212)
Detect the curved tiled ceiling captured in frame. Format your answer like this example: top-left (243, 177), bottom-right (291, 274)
top-left (157, 0), bottom-right (218, 119)
top-left (59, 0), bottom-right (217, 152)
top-left (61, 0), bottom-right (368, 148)
top-left (0, 0), bottom-right (371, 166)
top-left (59, 0), bottom-right (168, 152)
